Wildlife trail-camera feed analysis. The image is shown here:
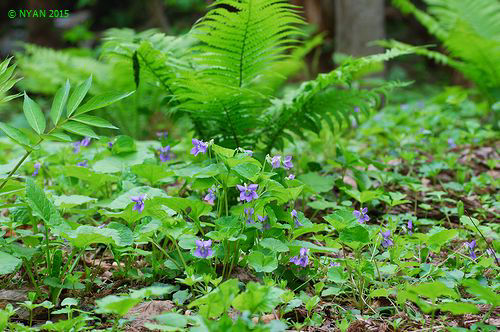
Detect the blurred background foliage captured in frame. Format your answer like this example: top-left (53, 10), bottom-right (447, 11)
top-left (0, 0), bottom-right (483, 139)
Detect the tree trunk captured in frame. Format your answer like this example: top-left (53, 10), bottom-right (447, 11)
top-left (334, 0), bottom-right (385, 57)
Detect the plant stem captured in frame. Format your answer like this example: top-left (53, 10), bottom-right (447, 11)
top-left (0, 150), bottom-right (32, 190)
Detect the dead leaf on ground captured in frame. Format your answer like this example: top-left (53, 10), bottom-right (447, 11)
top-left (125, 300), bottom-right (174, 332)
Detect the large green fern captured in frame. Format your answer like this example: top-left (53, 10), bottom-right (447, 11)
top-left (391, 0), bottom-right (500, 101)
top-left (132, 0), bottom-right (410, 152)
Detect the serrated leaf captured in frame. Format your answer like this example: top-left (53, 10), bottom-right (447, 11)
top-left (61, 121), bottom-right (99, 139)
top-left (0, 122), bottom-right (32, 148)
top-left (74, 91), bottom-right (134, 116)
top-left (26, 178), bottom-right (66, 232)
top-left (23, 93), bottom-right (46, 134)
top-left (50, 79), bottom-right (70, 125)
top-left (72, 115), bottom-right (118, 129)
top-left (67, 76), bottom-right (92, 117)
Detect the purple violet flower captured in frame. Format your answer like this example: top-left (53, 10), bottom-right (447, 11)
top-left (330, 261), bottom-right (340, 267)
top-left (291, 209), bottom-right (303, 228)
top-left (244, 150), bottom-right (253, 157)
top-left (353, 208), bottom-right (370, 224)
top-left (283, 155), bottom-right (293, 170)
top-left (194, 239), bottom-right (213, 259)
top-left (156, 131), bottom-right (168, 140)
top-left (32, 162), bottom-right (41, 176)
top-left (73, 142), bottom-right (81, 154)
top-left (191, 138), bottom-right (208, 156)
top-left (466, 240), bottom-right (477, 260)
top-left (448, 138), bottom-right (457, 149)
top-left (76, 160), bottom-right (88, 167)
top-left (108, 142), bottom-right (114, 149)
top-left (237, 183), bottom-right (259, 202)
top-left (287, 174), bottom-right (295, 180)
top-left (131, 194), bottom-right (146, 214)
top-left (158, 146), bottom-right (172, 162)
top-left (486, 248), bottom-right (496, 257)
top-left (354, 106), bottom-right (360, 113)
top-left (245, 208), bottom-right (255, 224)
top-left (271, 155), bottom-right (281, 169)
top-left (381, 230), bottom-right (393, 248)
top-left (290, 248), bottom-right (309, 267)
top-left (258, 215), bottom-right (270, 230)
top-left (407, 220), bottom-right (413, 235)
top-left (204, 187), bottom-right (216, 205)
top-left (80, 137), bottom-right (91, 147)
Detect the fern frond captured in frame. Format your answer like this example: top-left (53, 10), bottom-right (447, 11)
top-left (259, 48), bottom-right (414, 153)
top-left (193, 0), bottom-right (305, 88)
top-left (391, 0), bottom-right (500, 99)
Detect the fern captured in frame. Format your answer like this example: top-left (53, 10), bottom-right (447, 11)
top-left (133, 0), bottom-right (411, 151)
top-left (391, 0), bottom-right (500, 100)
top-left (193, 0), bottom-right (304, 89)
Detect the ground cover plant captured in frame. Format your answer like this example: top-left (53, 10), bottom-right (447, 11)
top-left (0, 0), bottom-right (499, 331)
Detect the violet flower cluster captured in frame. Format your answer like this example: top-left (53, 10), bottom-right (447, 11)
top-left (290, 248), bottom-right (309, 267)
top-left (270, 155), bottom-right (293, 170)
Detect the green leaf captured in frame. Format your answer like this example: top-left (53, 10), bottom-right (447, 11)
top-left (247, 250), bottom-right (278, 273)
top-left (323, 210), bottom-right (357, 231)
top-left (411, 282), bottom-right (458, 300)
top-left (50, 79), bottom-right (70, 125)
top-left (53, 195), bottom-right (96, 208)
top-left (61, 121), bottom-right (99, 139)
top-left (72, 115), bottom-right (118, 129)
top-left (232, 163), bottom-right (260, 181)
top-left (42, 131), bottom-right (72, 142)
top-left (297, 172), bottom-right (336, 193)
top-left (111, 135), bottom-right (136, 154)
top-left (339, 225), bottom-right (370, 244)
top-left (74, 90), bottom-right (134, 116)
top-left (62, 225), bottom-right (132, 248)
top-left (232, 282), bottom-right (285, 314)
top-left (0, 251), bottom-right (22, 275)
top-left (96, 295), bottom-right (141, 317)
top-left (260, 238), bottom-right (289, 253)
top-left (188, 279), bottom-right (239, 319)
top-left (462, 279), bottom-right (500, 307)
top-left (428, 229), bottom-right (458, 252)
top-left (26, 178), bottom-right (67, 233)
top-left (0, 122), bottom-right (32, 148)
top-left (131, 164), bottom-right (173, 185)
top-left (23, 93), bottom-right (46, 134)
top-left (439, 302), bottom-right (479, 315)
top-left (67, 76), bottom-right (92, 117)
